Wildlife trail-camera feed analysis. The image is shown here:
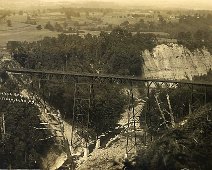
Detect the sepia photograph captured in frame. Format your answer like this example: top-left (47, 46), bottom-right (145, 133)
top-left (0, 0), bottom-right (212, 169)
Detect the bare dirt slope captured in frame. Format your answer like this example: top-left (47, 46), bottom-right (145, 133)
top-left (143, 44), bottom-right (212, 80)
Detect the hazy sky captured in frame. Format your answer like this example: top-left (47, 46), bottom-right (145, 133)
top-left (96, 0), bottom-right (212, 9)
top-left (43, 0), bottom-right (212, 8)
top-left (1, 0), bottom-right (212, 10)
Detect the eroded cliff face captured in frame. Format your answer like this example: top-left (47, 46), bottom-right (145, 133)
top-left (143, 44), bottom-right (212, 80)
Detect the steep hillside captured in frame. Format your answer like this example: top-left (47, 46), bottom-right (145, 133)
top-left (1, 41), bottom-right (212, 169)
top-left (77, 44), bottom-right (212, 169)
top-left (0, 50), bottom-right (71, 169)
top-left (132, 103), bottom-right (212, 170)
top-left (143, 44), bottom-right (212, 80)
top-left (0, 50), bottom-right (130, 169)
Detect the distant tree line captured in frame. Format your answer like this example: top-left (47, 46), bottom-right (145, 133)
top-left (44, 21), bottom-right (80, 33)
top-left (177, 30), bottom-right (212, 53)
top-left (120, 14), bottom-right (212, 40)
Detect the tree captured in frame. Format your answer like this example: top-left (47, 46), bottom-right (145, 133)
top-left (18, 11), bottom-right (23, 15)
top-left (177, 30), bottom-right (212, 52)
top-left (7, 20), bottom-right (12, 27)
top-left (158, 15), bottom-right (166, 29)
top-left (0, 82), bottom-right (53, 168)
top-left (133, 104), bottom-right (212, 170)
top-left (90, 85), bottom-right (127, 136)
top-left (10, 28), bottom-right (158, 139)
top-left (44, 21), bottom-right (54, 31)
top-left (177, 31), bottom-right (194, 49)
top-left (63, 22), bottom-right (68, 29)
top-left (55, 22), bottom-right (63, 32)
top-left (36, 25), bottom-right (42, 30)
top-left (120, 21), bottom-right (129, 27)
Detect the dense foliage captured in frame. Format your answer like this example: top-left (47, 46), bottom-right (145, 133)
top-left (177, 30), bottom-right (212, 53)
top-left (193, 69), bottom-right (212, 102)
top-left (9, 28), bottom-right (157, 75)
top-left (133, 104), bottom-right (212, 170)
top-left (128, 71), bottom-right (212, 170)
top-left (90, 84), bottom-right (127, 136)
top-left (193, 69), bottom-right (212, 83)
top-left (8, 29), bottom-right (157, 136)
top-left (120, 14), bottom-right (212, 52)
top-left (141, 87), bottom-right (190, 137)
top-left (2, 7), bottom-right (212, 169)
top-left (123, 14), bottom-right (212, 36)
top-left (141, 69), bottom-right (212, 138)
top-left (0, 81), bottom-right (53, 169)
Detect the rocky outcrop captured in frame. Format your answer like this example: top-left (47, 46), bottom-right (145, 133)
top-left (143, 44), bottom-right (212, 80)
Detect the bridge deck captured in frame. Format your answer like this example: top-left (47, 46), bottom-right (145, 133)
top-left (5, 68), bottom-right (212, 86)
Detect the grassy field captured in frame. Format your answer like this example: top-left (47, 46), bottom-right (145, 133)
top-left (0, 24), bottom-right (61, 48)
top-left (0, 9), bottom-right (173, 48)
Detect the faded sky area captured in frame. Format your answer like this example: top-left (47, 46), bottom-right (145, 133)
top-left (42, 0), bottom-right (212, 9)
top-left (0, 0), bottom-right (212, 10)
top-left (112, 0), bottom-right (211, 8)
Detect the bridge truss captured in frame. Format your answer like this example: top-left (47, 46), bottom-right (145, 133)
top-left (3, 68), bottom-right (212, 160)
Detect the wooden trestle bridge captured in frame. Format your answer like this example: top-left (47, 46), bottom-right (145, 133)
top-left (1, 68), bottom-right (212, 159)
